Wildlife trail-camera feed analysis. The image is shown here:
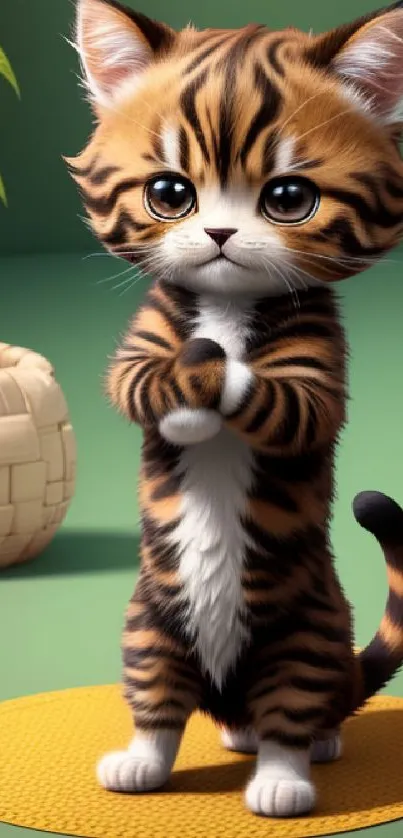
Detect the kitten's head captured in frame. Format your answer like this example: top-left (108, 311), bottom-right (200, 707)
top-left (67, 0), bottom-right (403, 298)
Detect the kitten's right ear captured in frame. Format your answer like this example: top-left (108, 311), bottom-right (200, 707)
top-left (74, 0), bottom-right (175, 110)
top-left (307, 2), bottom-right (403, 126)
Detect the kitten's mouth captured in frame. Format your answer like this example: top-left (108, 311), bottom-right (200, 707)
top-left (203, 254), bottom-right (245, 268)
top-left (114, 251), bottom-right (247, 271)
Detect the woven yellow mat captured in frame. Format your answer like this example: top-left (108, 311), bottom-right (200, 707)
top-left (0, 685), bottom-right (402, 838)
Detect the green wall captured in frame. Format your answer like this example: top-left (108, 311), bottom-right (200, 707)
top-left (0, 0), bottom-right (390, 256)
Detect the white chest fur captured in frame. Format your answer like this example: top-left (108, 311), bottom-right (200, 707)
top-left (193, 295), bottom-right (252, 358)
top-left (172, 296), bottom-right (255, 690)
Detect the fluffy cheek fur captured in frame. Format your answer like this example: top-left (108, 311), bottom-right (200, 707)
top-left (156, 186), bottom-right (316, 297)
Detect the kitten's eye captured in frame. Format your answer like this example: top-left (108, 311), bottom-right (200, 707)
top-left (260, 176), bottom-right (319, 224)
top-left (144, 175), bottom-right (197, 221)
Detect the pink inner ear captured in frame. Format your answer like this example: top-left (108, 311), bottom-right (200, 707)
top-left (336, 12), bottom-right (403, 119)
top-left (363, 43), bottom-right (403, 117)
top-left (78, 2), bottom-right (152, 103)
top-left (87, 53), bottom-right (149, 98)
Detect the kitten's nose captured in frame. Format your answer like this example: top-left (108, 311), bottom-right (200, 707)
top-left (204, 227), bottom-right (237, 248)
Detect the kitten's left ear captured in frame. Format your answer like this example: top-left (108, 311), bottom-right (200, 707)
top-left (311, 3), bottom-right (403, 125)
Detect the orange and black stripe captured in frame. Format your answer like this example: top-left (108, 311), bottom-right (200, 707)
top-left (107, 282), bottom-right (346, 455)
top-left (67, 0), bottom-right (403, 745)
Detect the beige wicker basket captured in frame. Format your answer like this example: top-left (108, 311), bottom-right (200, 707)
top-left (0, 343), bottom-right (76, 569)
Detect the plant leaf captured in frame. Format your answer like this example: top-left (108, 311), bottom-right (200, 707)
top-left (0, 46), bottom-right (20, 98)
top-left (0, 172), bottom-right (7, 207)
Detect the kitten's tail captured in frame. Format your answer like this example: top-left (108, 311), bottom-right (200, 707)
top-left (352, 490), bottom-right (403, 710)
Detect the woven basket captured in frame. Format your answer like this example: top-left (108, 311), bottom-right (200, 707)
top-left (0, 343), bottom-right (76, 569)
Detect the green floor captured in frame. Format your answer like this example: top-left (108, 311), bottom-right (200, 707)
top-left (1, 252), bottom-right (403, 838)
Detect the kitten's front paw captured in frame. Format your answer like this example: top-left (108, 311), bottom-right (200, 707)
top-left (159, 407), bottom-right (222, 445)
top-left (96, 750), bottom-right (170, 793)
top-left (179, 337), bottom-right (226, 366)
top-left (245, 776), bottom-right (316, 818)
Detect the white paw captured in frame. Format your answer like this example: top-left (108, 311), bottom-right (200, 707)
top-left (221, 727), bottom-right (259, 753)
top-left (245, 775), bottom-right (316, 817)
top-left (311, 733), bottom-right (342, 763)
top-left (96, 750), bottom-right (170, 792)
top-left (159, 407), bottom-right (222, 445)
top-left (220, 359), bottom-right (254, 416)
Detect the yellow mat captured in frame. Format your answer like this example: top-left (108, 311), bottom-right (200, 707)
top-left (0, 686), bottom-right (403, 837)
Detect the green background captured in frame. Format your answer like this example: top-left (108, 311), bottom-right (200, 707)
top-left (1, 1), bottom-right (403, 837)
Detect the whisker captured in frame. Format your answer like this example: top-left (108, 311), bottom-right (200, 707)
top-left (260, 255), bottom-right (301, 309)
top-left (94, 263), bottom-right (137, 287)
top-left (78, 213), bottom-right (92, 230)
top-left (98, 100), bottom-right (164, 144)
top-left (296, 108), bottom-right (354, 141)
top-left (283, 258), bottom-right (329, 291)
top-left (111, 274), bottom-right (139, 293)
top-left (277, 268), bottom-right (301, 310)
top-left (115, 273), bottom-right (144, 295)
top-left (278, 90), bottom-right (331, 137)
top-left (82, 252), bottom-right (122, 260)
top-left (281, 254), bottom-right (333, 281)
top-left (284, 263), bottom-right (309, 290)
top-left (285, 247), bottom-right (389, 266)
top-left (119, 278), bottom-right (142, 297)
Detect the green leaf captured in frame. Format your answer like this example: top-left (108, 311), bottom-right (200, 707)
top-left (0, 46), bottom-right (20, 98)
top-left (0, 173), bottom-right (7, 207)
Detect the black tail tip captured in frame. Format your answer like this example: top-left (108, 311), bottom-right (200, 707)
top-left (353, 490), bottom-right (403, 544)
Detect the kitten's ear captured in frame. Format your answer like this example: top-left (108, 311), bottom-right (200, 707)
top-left (74, 0), bottom-right (175, 110)
top-left (332, 4), bottom-right (403, 124)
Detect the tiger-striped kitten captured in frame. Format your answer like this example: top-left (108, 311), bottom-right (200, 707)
top-left (67, 0), bottom-right (403, 818)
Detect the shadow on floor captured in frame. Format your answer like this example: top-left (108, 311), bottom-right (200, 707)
top-left (166, 708), bottom-right (403, 816)
top-left (0, 530), bottom-right (141, 578)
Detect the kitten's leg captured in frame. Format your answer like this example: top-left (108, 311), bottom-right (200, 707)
top-left (245, 739), bottom-right (314, 817)
top-left (220, 726), bottom-right (259, 753)
top-left (311, 729), bottom-right (342, 763)
top-left (97, 598), bottom-right (201, 793)
top-left (159, 338), bottom-right (228, 445)
top-left (245, 682), bottom-right (317, 817)
top-left (97, 728), bottom-right (182, 793)
top-left (245, 650), bottom-right (348, 815)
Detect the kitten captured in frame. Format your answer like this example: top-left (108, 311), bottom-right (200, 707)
top-left (67, 0), bottom-right (403, 818)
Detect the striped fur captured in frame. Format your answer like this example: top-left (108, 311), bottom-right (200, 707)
top-left (68, 0), bottom-right (403, 817)
top-left (67, 3), bottom-right (403, 295)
